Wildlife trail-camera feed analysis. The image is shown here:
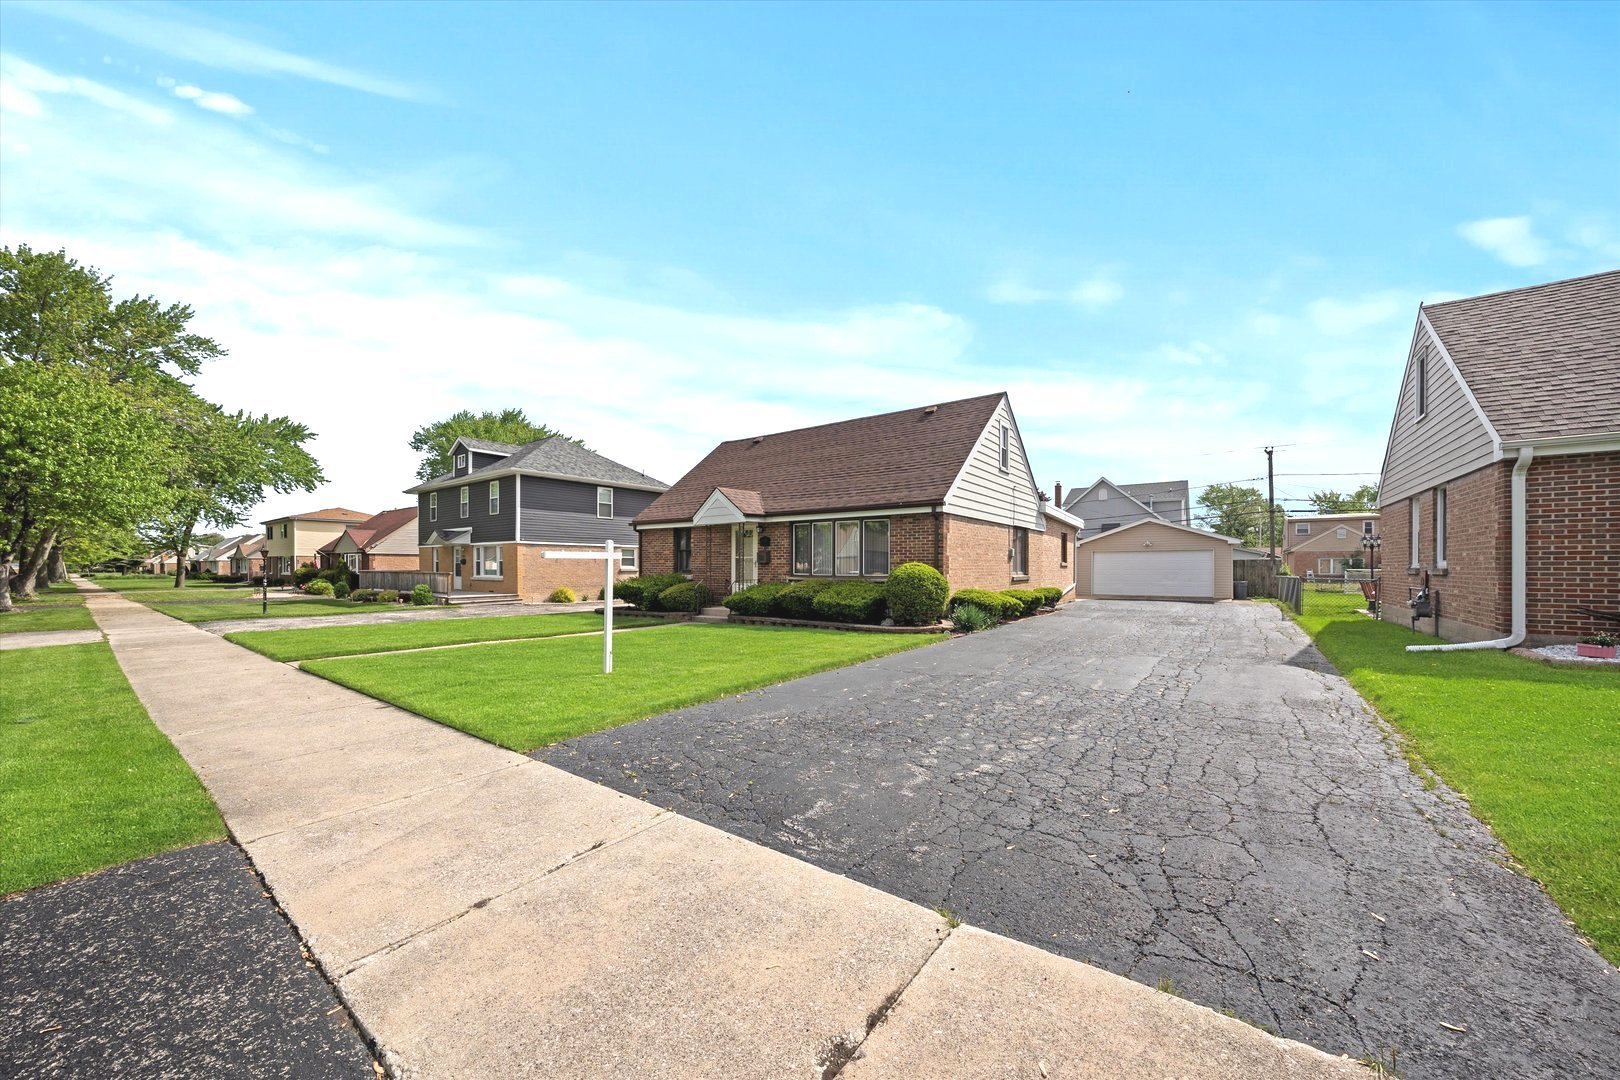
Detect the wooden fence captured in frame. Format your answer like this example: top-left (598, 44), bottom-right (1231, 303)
top-left (1276, 575), bottom-right (1302, 613)
top-left (1233, 558), bottom-right (1279, 599)
top-left (357, 570), bottom-right (451, 595)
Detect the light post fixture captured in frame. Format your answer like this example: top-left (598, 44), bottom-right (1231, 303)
top-left (1360, 533), bottom-right (1382, 614)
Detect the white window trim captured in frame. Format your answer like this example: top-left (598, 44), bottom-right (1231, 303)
top-left (432, 548), bottom-right (440, 574)
top-left (460, 486), bottom-right (470, 519)
top-left (620, 546), bottom-right (637, 570)
top-left (1363, 520), bottom-right (1375, 536)
top-left (1409, 500), bottom-right (1420, 570)
top-left (997, 423), bottom-right (1010, 472)
top-left (1295, 523), bottom-right (1309, 535)
top-left (455, 453), bottom-right (467, 470)
top-left (472, 544), bottom-right (504, 580)
top-left (1435, 487), bottom-right (1448, 569)
top-left (597, 486), bottom-right (614, 519)
top-left (1336, 527), bottom-right (1348, 540)
top-left (791, 517), bottom-right (891, 577)
top-left (1415, 354), bottom-right (1428, 419)
top-left (428, 492), bottom-right (437, 523)
top-left (489, 479), bottom-right (500, 516)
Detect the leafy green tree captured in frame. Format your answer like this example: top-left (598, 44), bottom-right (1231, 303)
top-left (1309, 484), bottom-right (1379, 514)
top-left (1196, 482), bottom-right (1284, 548)
top-left (408, 408), bottom-right (575, 481)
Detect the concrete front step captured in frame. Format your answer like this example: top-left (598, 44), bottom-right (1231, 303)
top-left (694, 607), bottom-right (732, 623)
top-left (441, 592), bottom-right (520, 605)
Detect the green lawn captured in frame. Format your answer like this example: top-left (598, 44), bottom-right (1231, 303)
top-left (94, 574), bottom-right (256, 592)
top-left (12, 582), bottom-right (87, 606)
top-left (1291, 606), bottom-right (1620, 964)
top-left (226, 612), bottom-right (664, 662)
top-left (0, 605), bottom-right (98, 634)
top-left (141, 597), bottom-right (374, 623)
top-left (304, 623), bottom-right (943, 752)
top-left (0, 643), bottom-right (223, 894)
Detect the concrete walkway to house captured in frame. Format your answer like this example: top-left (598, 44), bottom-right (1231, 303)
top-left (79, 583), bottom-right (1362, 1078)
top-left (0, 628), bottom-right (103, 651)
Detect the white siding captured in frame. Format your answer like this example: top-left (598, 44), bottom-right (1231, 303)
top-left (1381, 321), bottom-right (1497, 504)
top-left (371, 523), bottom-right (418, 556)
top-left (943, 397), bottom-right (1046, 532)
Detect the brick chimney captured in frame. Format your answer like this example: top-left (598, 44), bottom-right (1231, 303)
top-left (1054, 481), bottom-right (1064, 506)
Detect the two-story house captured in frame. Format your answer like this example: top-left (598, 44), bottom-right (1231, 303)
top-left (260, 508), bottom-right (372, 580)
top-left (1061, 478), bottom-right (1191, 538)
top-left (1282, 512), bottom-right (1379, 578)
top-left (408, 436), bottom-right (667, 600)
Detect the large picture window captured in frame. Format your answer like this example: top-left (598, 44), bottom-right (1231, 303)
top-left (472, 545), bottom-right (503, 579)
top-left (673, 528), bottom-right (692, 573)
top-left (792, 518), bottom-right (890, 577)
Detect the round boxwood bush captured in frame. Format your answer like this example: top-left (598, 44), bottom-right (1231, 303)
top-left (409, 583), bottom-right (433, 606)
top-left (303, 578), bottom-right (335, 596)
top-left (333, 579), bottom-right (351, 600)
top-left (883, 562), bottom-right (949, 625)
top-left (547, 586), bottom-right (578, 603)
top-left (723, 582), bottom-right (788, 617)
top-left (1035, 586), bottom-right (1063, 607)
top-left (657, 581), bottom-right (710, 613)
top-left (810, 580), bottom-right (887, 624)
top-left (772, 579), bottom-right (833, 619)
top-left (292, 564), bottom-right (321, 588)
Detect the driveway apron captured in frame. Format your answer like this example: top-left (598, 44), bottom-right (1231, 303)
top-left (544, 600), bottom-right (1620, 1080)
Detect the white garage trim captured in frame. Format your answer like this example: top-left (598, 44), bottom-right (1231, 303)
top-left (1092, 549), bottom-right (1216, 600)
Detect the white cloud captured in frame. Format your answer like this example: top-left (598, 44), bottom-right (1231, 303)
top-left (1306, 293), bottom-right (1405, 335)
top-left (1069, 276), bottom-right (1124, 310)
top-left (0, 52), bottom-right (172, 125)
top-left (986, 278), bottom-right (1050, 304)
top-left (172, 83), bottom-right (254, 116)
top-left (1457, 215), bottom-right (1548, 268)
top-left (14, 0), bottom-right (430, 101)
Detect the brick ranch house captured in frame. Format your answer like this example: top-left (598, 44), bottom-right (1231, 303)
top-left (1378, 269), bottom-right (1618, 646)
top-left (407, 435), bottom-right (667, 601)
top-left (315, 506), bottom-right (420, 573)
top-left (1282, 512), bottom-right (1379, 578)
top-left (631, 392), bottom-right (1083, 601)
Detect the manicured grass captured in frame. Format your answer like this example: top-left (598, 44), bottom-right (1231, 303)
top-left (304, 623), bottom-right (943, 752)
top-left (141, 598), bottom-right (373, 623)
top-left (95, 574), bottom-right (256, 592)
top-left (1290, 606), bottom-right (1620, 964)
top-left (12, 582), bottom-right (87, 606)
top-left (226, 612), bottom-right (665, 662)
top-left (0, 643), bottom-right (223, 894)
top-left (0, 605), bottom-right (98, 634)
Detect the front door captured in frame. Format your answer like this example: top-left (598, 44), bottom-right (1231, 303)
top-left (732, 525), bottom-right (758, 593)
top-left (452, 545), bottom-right (464, 590)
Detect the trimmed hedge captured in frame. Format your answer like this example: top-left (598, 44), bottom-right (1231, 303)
top-left (950, 589), bottom-right (1022, 620)
top-left (547, 587), bottom-right (578, 603)
top-left (774, 579), bottom-right (833, 619)
top-left (810, 580), bottom-right (887, 624)
top-left (723, 582), bottom-right (789, 617)
top-left (292, 564), bottom-right (322, 587)
top-left (303, 578), bottom-right (335, 596)
top-left (409, 583), bottom-right (434, 606)
top-left (884, 562), bottom-right (949, 625)
top-left (333, 579), bottom-right (351, 600)
top-left (618, 573), bottom-right (688, 610)
top-left (1035, 586), bottom-right (1063, 607)
top-left (1002, 589), bottom-right (1043, 617)
top-left (657, 581), bottom-right (710, 613)
top-left (352, 588), bottom-right (380, 603)
top-left (378, 589), bottom-right (400, 604)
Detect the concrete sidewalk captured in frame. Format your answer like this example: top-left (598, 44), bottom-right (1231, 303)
top-left (82, 585), bottom-right (1361, 1079)
top-left (0, 628), bottom-right (102, 650)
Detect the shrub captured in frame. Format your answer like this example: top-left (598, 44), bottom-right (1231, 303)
top-left (619, 573), bottom-right (687, 610)
top-left (950, 589), bottom-right (1020, 620)
top-left (378, 589), bottom-right (400, 604)
top-left (951, 603), bottom-right (995, 633)
top-left (303, 578), bottom-right (335, 596)
top-left (657, 581), bottom-right (710, 613)
top-left (410, 583), bottom-right (434, 606)
top-left (811, 580), bottom-right (888, 624)
top-left (1279, 563), bottom-right (1294, 577)
top-left (773, 579), bottom-right (833, 619)
top-left (1002, 589), bottom-right (1043, 617)
top-left (1035, 586), bottom-right (1063, 607)
top-left (352, 588), bottom-right (380, 603)
top-left (333, 579), bottom-right (351, 600)
top-left (547, 586), bottom-right (579, 603)
top-left (884, 562), bottom-right (949, 625)
top-left (723, 582), bottom-right (789, 617)
top-left (292, 564), bottom-right (321, 587)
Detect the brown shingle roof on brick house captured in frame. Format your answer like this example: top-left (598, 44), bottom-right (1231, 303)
top-left (1423, 269), bottom-right (1620, 442)
top-left (633, 393), bottom-right (1008, 524)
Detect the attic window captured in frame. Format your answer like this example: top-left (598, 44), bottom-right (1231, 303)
top-left (998, 424), bottom-right (1010, 471)
top-left (455, 453), bottom-right (467, 470)
top-left (1416, 353), bottom-right (1427, 418)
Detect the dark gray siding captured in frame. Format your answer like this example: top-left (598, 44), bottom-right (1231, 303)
top-left (419, 477), bottom-right (517, 544)
top-left (452, 449), bottom-right (506, 479)
top-left (519, 477), bottom-right (658, 546)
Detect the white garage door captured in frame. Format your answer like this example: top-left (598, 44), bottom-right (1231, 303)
top-left (1092, 549), bottom-right (1215, 599)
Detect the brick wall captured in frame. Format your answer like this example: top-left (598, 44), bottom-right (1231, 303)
top-left (365, 553), bottom-right (419, 571)
top-left (1525, 451), bottom-right (1619, 641)
top-left (1378, 462), bottom-right (1511, 640)
top-left (942, 514), bottom-right (1072, 592)
top-left (418, 543), bottom-right (634, 600)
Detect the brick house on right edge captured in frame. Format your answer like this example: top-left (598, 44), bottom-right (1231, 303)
top-left (1377, 269), bottom-right (1619, 646)
top-left (631, 392), bottom-right (1082, 601)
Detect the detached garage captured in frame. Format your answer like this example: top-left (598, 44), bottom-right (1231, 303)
top-left (1076, 520), bottom-right (1238, 602)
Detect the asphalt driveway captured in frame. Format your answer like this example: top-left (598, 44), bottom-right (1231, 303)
top-left (543, 600), bottom-right (1620, 1080)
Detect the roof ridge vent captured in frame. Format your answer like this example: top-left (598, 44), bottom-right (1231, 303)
top-left (752, 436), bottom-right (765, 445)
top-left (922, 405), bottom-right (938, 415)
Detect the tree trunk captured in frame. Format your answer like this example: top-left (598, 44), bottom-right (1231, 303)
top-left (12, 527), bottom-right (57, 600)
top-left (48, 543), bottom-right (67, 583)
top-left (171, 521), bottom-right (195, 589)
top-left (0, 559), bottom-right (12, 613)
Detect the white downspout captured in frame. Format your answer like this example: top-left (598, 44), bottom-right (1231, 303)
top-left (1407, 446), bottom-right (1533, 652)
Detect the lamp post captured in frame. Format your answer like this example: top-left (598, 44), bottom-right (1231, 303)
top-left (1360, 533), bottom-right (1382, 614)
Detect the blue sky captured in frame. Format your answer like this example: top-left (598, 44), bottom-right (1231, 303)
top-left (2, 0), bottom-right (1616, 524)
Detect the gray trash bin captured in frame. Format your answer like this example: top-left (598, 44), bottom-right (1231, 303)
top-left (1233, 580), bottom-right (1248, 599)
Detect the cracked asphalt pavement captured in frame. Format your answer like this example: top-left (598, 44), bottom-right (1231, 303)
top-left (543, 600), bottom-right (1620, 1080)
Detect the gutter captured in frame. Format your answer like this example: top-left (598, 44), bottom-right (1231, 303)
top-left (1406, 446), bottom-right (1533, 653)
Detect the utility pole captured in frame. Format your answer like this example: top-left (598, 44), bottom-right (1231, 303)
top-left (1265, 446), bottom-right (1276, 561)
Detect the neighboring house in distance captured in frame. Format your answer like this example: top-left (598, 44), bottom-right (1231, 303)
top-left (260, 508), bottom-right (372, 580)
top-left (195, 534), bottom-right (259, 576)
top-left (225, 536), bottom-right (266, 579)
top-left (407, 436), bottom-right (667, 600)
top-left (1282, 512), bottom-right (1379, 577)
top-left (316, 507), bottom-right (420, 572)
top-left (1061, 477), bottom-right (1191, 538)
top-left (632, 392), bottom-right (1082, 599)
top-left (1074, 519), bottom-right (1242, 602)
top-left (1378, 270), bottom-right (1619, 645)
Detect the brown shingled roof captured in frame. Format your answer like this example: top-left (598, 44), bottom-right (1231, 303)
top-left (349, 506), bottom-right (419, 550)
top-left (633, 393), bottom-right (1006, 525)
top-left (1424, 270), bottom-right (1620, 442)
top-left (265, 507), bottom-right (372, 524)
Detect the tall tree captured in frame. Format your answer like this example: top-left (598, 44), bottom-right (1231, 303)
top-left (1196, 482), bottom-right (1283, 548)
top-left (1309, 484), bottom-right (1380, 514)
top-left (408, 408), bottom-right (575, 481)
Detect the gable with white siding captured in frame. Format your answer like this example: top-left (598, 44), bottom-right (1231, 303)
top-left (1379, 315), bottom-right (1499, 504)
top-left (942, 395), bottom-right (1046, 532)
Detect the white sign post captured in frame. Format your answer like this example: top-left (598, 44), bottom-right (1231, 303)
top-left (542, 539), bottom-right (622, 673)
